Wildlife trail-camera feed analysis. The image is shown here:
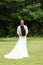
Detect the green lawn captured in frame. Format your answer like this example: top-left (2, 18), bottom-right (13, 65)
top-left (0, 37), bottom-right (43, 65)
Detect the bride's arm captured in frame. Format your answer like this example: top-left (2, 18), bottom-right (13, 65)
top-left (17, 26), bottom-right (19, 36)
top-left (25, 26), bottom-right (28, 35)
top-left (17, 26), bottom-right (22, 36)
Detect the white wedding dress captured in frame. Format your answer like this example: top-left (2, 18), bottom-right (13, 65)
top-left (4, 25), bottom-right (29, 59)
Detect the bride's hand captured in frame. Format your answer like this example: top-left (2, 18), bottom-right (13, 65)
top-left (19, 33), bottom-right (22, 36)
top-left (18, 30), bottom-right (21, 36)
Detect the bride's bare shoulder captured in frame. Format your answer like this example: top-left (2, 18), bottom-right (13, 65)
top-left (17, 25), bottom-right (20, 29)
top-left (24, 25), bottom-right (27, 28)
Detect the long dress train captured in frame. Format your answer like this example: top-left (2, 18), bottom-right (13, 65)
top-left (4, 25), bottom-right (29, 59)
top-left (4, 36), bottom-right (29, 59)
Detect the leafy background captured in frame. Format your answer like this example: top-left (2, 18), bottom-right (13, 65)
top-left (0, 0), bottom-right (43, 37)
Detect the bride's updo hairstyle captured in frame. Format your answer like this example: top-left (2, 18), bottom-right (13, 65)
top-left (20, 20), bottom-right (26, 36)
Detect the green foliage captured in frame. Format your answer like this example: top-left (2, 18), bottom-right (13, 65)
top-left (0, 29), bottom-right (5, 37)
top-left (0, 0), bottom-right (43, 37)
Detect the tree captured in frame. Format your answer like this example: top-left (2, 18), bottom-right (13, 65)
top-left (0, 0), bottom-right (43, 37)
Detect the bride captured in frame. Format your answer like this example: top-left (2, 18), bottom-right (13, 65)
top-left (4, 20), bottom-right (29, 59)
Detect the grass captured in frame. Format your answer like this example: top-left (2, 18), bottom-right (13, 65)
top-left (0, 37), bottom-right (43, 65)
